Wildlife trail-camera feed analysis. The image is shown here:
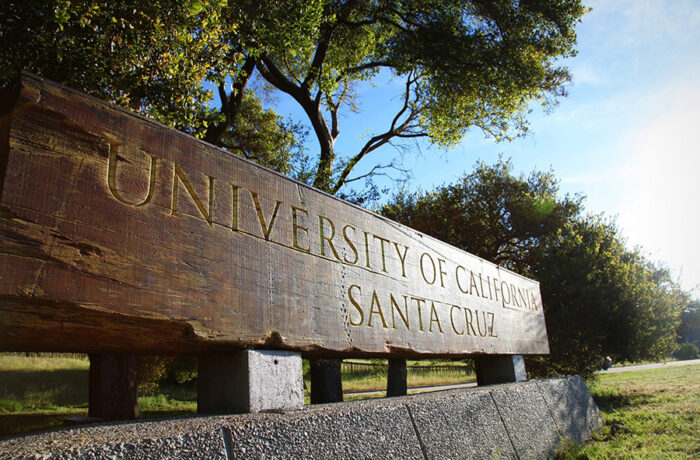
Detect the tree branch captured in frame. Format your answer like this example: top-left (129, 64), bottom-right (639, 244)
top-left (203, 56), bottom-right (257, 146)
top-left (337, 61), bottom-right (392, 82)
top-left (256, 56), bottom-right (305, 101)
top-left (331, 73), bottom-right (425, 193)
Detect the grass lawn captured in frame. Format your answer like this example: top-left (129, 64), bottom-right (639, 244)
top-left (0, 354), bottom-right (474, 437)
top-left (4, 352), bottom-right (696, 456)
top-left (0, 355), bottom-right (197, 437)
top-left (341, 359), bottom-right (474, 392)
top-left (558, 363), bottom-right (700, 459)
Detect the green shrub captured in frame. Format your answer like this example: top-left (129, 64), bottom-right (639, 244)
top-left (674, 342), bottom-right (698, 360)
top-left (136, 356), bottom-right (174, 395)
top-left (137, 356), bottom-right (200, 394)
top-left (165, 357), bottom-right (198, 384)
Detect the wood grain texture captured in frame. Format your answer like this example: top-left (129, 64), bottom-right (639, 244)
top-left (0, 74), bottom-right (550, 357)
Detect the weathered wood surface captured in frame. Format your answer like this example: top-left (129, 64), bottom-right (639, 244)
top-left (0, 74), bottom-right (549, 356)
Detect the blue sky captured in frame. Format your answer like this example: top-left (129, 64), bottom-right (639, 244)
top-left (269, 0), bottom-right (700, 297)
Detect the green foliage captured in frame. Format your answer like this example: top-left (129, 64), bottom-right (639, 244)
top-left (0, 0), bottom-right (307, 177)
top-left (677, 299), bottom-right (700, 344)
top-left (674, 342), bottom-right (698, 361)
top-left (381, 159), bottom-right (690, 379)
top-left (0, 0), bottom-right (231, 128)
top-left (528, 217), bottom-right (688, 378)
top-left (381, 157), bottom-right (582, 270)
top-left (0, 0), bottom-right (586, 197)
top-left (219, 91), bottom-right (312, 180)
top-left (136, 356), bottom-right (199, 394)
top-left (252, 0), bottom-right (586, 193)
top-left (165, 357), bottom-right (198, 385)
top-left (136, 356), bottom-right (174, 395)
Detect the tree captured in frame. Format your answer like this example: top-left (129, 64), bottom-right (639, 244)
top-left (527, 217), bottom-right (687, 378)
top-left (245, 0), bottom-right (586, 194)
top-left (677, 300), bottom-right (700, 345)
top-left (1, 0), bottom-right (586, 199)
top-left (381, 158), bottom-right (583, 270)
top-left (381, 160), bottom-right (689, 379)
top-left (0, 0), bottom-right (309, 179)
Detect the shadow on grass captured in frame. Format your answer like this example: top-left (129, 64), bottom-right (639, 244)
top-left (0, 411), bottom-right (86, 438)
top-left (592, 392), bottom-right (632, 412)
top-left (0, 369), bottom-right (88, 407)
top-left (592, 390), bottom-right (657, 414)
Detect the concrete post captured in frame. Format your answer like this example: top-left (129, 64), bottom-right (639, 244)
top-left (309, 358), bottom-right (343, 404)
top-left (386, 358), bottom-right (407, 397)
top-left (88, 354), bottom-right (139, 420)
top-left (475, 354), bottom-right (527, 386)
top-left (198, 350), bottom-right (304, 414)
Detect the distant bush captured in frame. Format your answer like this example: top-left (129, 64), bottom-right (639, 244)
top-left (136, 356), bottom-right (173, 395)
top-left (674, 343), bottom-right (699, 361)
top-left (137, 356), bottom-right (198, 394)
top-left (165, 357), bottom-right (197, 384)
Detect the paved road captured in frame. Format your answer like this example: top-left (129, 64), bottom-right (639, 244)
top-left (598, 358), bottom-right (700, 374)
top-left (345, 359), bottom-right (700, 397)
top-left (346, 381), bottom-right (477, 398)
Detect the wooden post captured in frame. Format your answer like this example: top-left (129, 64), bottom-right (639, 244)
top-left (386, 358), bottom-right (407, 397)
top-left (474, 354), bottom-right (527, 386)
top-left (88, 354), bottom-right (138, 420)
top-left (310, 358), bottom-right (343, 404)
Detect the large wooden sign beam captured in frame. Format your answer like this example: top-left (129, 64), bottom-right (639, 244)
top-left (0, 74), bottom-right (549, 357)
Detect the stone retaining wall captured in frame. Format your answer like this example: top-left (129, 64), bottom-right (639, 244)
top-left (0, 376), bottom-right (601, 459)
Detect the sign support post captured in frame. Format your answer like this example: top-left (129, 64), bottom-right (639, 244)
top-left (88, 354), bottom-right (138, 420)
top-left (475, 354), bottom-right (527, 385)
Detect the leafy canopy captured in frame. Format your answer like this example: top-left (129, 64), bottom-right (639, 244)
top-left (1, 0), bottom-right (586, 199)
top-left (0, 0), bottom-right (310, 179)
top-left (247, 0), bottom-right (586, 194)
top-left (381, 159), bottom-right (690, 379)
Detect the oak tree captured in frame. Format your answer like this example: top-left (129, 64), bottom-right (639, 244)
top-left (1, 0), bottom-right (586, 198)
top-left (382, 160), bottom-right (689, 378)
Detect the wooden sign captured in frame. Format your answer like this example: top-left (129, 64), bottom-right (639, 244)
top-left (0, 74), bottom-right (549, 356)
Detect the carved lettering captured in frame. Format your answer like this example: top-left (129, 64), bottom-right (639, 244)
top-left (291, 206), bottom-right (310, 252)
top-left (106, 143), bottom-right (158, 207)
top-left (411, 296), bottom-right (426, 332)
top-left (171, 163), bottom-right (215, 225)
top-left (463, 308), bottom-right (477, 336)
top-left (450, 305), bottom-right (464, 335)
top-left (230, 184), bottom-right (240, 231)
top-left (455, 265), bottom-right (469, 294)
top-left (470, 271), bottom-right (480, 297)
top-left (343, 224), bottom-right (359, 264)
top-left (394, 242), bottom-right (409, 278)
top-left (368, 290), bottom-right (388, 329)
top-left (437, 258), bottom-right (447, 288)
top-left (319, 215), bottom-right (341, 260)
top-left (363, 231), bottom-right (371, 268)
top-left (373, 235), bottom-right (391, 273)
top-left (501, 281), bottom-right (511, 307)
top-left (250, 191), bottom-right (282, 241)
top-left (390, 294), bottom-right (410, 330)
top-left (476, 310), bottom-right (487, 337)
top-left (420, 253), bottom-right (436, 285)
top-left (348, 285), bottom-right (364, 326)
top-left (429, 302), bottom-right (443, 333)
